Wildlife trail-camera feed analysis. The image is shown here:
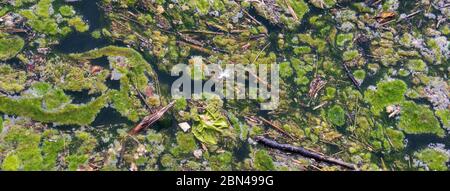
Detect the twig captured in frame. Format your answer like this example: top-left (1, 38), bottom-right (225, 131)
top-left (342, 63), bottom-right (361, 91)
top-left (255, 136), bottom-right (357, 170)
top-left (284, 0), bottom-right (299, 21)
top-left (258, 117), bottom-right (295, 140)
top-left (130, 101), bottom-right (175, 135)
top-left (177, 41), bottom-right (215, 55)
top-left (396, 10), bottom-right (423, 23)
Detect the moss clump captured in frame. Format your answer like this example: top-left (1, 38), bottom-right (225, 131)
top-left (2, 126), bottom-right (43, 170)
top-left (384, 128), bottom-right (406, 151)
top-left (327, 105), bottom-right (346, 126)
top-left (170, 133), bottom-right (197, 157)
top-left (0, 64), bottom-right (27, 94)
top-left (1, 154), bottom-right (21, 171)
top-left (254, 150), bottom-right (275, 171)
top-left (407, 59), bottom-right (427, 72)
top-left (288, 0), bottom-right (310, 21)
top-left (298, 33), bottom-right (327, 53)
top-left (343, 50), bottom-right (360, 61)
top-left (364, 80), bottom-right (407, 115)
top-left (66, 131), bottom-right (97, 170)
top-left (41, 58), bottom-right (109, 94)
top-left (209, 151), bottom-right (233, 171)
top-left (398, 101), bottom-right (445, 137)
top-left (415, 148), bottom-right (449, 171)
top-left (0, 35), bottom-right (25, 60)
top-left (70, 46), bottom-right (158, 121)
top-left (336, 33), bottom-right (353, 47)
top-left (191, 99), bottom-right (233, 145)
top-left (279, 62), bottom-right (294, 78)
top-left (18, 0), bottom-right (89, 36)
top-left (160, 154), bottom-right (177, 169)
top-left (353, 70), bottom-right (366, 83)
top-left (0, 83), bottom-right (110, 126)
top-left (59, 5), bottom-right (75, 17)
top-left (436, 109), bottom-right (449, 129)
top-left (68, 17), bottom-right (89, 32)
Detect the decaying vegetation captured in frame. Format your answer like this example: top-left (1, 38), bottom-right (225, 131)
top-left (0, 0), bottom-right (449, 171)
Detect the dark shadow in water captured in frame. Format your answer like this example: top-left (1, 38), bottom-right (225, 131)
top-left (91, 107), bottom-right (132, 127)
top-left (406, 134), bottom-right (450, 152)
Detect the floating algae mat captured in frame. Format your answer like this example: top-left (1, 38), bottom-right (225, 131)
top-left (0, 0), bottom-right (449, 171)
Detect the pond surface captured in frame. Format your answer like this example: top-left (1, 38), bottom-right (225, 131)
top-left (1, 0), bottom-right (449, 171)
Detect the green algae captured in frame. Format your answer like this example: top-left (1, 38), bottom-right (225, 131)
top-left (254, 150), bottom-right (275, 171)
top-left (327, 105), bottom-right (346, 126)
top-left (398, 101), bottom-right (445, 137)
top-left (17, 0), bottom-right (89, 36)
top-left (415, 148), bottom-right (449, 171)
top-left (0, 35), bottom-right (25, 61)
top-left (364, 80), bottom-right (407, 115)
top-left (0, 0), bottom-right (449, 172)
top-left (0, 64), bottom-right (27, 94)
top-left (0, 83), bottom-right (110, 126)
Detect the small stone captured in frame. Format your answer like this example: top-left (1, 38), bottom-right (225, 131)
top-left (193, 149), bottom-right (203, 159)
top-left (178, 122), bottom-right (191, 132)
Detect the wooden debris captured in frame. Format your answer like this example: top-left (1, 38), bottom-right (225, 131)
top-left (308, 75), bottom-right (327, 99)
top-left (255, 136), bottom-right (357, 170)
top-left (130, 101), bottom-right (175, 135)
top-left (257, 116), bottom-right (295, 140)
top-left (342, 63), bottom-right (361, 91)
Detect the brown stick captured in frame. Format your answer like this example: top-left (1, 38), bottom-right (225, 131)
top-left (342, 63), bottom-right (361, 91)
top-left (255, 136), bottom-right (357, 170)
top-left (258, 117), bottom-right (295, 140)
top-left (177, 41), bottom-right (215, 55)
top-left (130, 101), bottom-right (175, 135)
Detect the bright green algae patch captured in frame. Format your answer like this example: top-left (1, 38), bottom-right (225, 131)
top-left (0, 35), bottom-right (25, 61)
top-left (398, 101), bottom-right (444, 137)
top-left (364, 80), bottom-right (407, 115)
top-left (0, 82), bottom-right (110, 126)
top-left (415, 147), bottom-right (450, 171)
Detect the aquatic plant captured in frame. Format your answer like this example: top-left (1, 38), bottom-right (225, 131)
top-left (0, 35), bottom-right (25, 61)
top-left (414, 146), bottom-right (449, 171)
top-left (253, 150), bottom-right (275, 171)
top-left (0, 0), bottom-right (449, 171)
top-left (0, 64), bottom-right (27, 93)
top-left (0, 82), bottom-right (110, 126)
top-left (398, 101), bottom-right (445, 137)
top-left (364, 80), bottom-right (407, 115)
top-left (327, 105), bottom-right (346, 126)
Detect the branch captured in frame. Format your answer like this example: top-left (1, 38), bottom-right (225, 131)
top-left (255, 136), bottom-right (357, 170)
top-left (130, 101), bottom-right (175, 135)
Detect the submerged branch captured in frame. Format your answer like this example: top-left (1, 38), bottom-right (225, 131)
top-left (130, 101), bottom-right (176, 135)
top-left (255, 136), bottom-right (357, 170)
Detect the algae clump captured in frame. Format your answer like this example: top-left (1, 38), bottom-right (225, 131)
top-left (364, 80), bottom-right (407, 115)
top-left (327, 105), bottom-right (346, 126)
top-left (398, 101), bottom-right (445, 137)
top-left (415, 148), bottom-right (449, 171)
top-left (0, 35), bottom-right (25, 61)
top-left (0, 82), bottom-right (110, 126)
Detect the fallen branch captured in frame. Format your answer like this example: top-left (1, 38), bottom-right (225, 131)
top-left (130, 101), bottom-right (175, 135)
top-left (255, 136), bottom-right (357, 170)
top-left (342, 63), bottom-right (361, 91)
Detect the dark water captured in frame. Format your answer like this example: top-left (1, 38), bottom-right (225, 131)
top-left (56, 0), bottom-right (108, 53)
